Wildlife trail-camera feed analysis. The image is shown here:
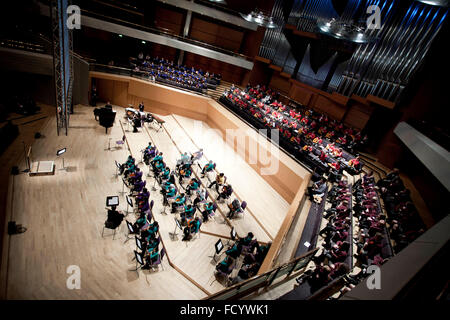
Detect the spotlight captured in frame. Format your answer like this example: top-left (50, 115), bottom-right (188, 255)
top-left (240, 9), bottom-right (278, 29)
top-left (414, 0), bottom-right (449, 7)
top-left (208, 0), bottom-right (227, 3)
top-left (317, 18), bottom-right (377, 43)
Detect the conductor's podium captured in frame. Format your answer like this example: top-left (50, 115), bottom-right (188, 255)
top-left (29, 160), bottom-right (55, 176)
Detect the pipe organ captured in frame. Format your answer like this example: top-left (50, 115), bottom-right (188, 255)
top-left (258, 0), bottom-right (448, 103)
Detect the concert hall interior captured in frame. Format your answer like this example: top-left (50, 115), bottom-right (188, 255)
top-left (0, 0), bottom-right (449, 302)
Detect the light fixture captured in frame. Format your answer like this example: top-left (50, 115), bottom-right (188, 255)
top-left (414, 0), bottom-right (449, 7)
top-left (317, 18), bottom-right (376, 43)
top-left (240, 9), bottom-right (278, 29)
top-left (141, 41), bottom-right (146, 44)
top-left (118, 34), bottom-right (123, 38)
top-left (207, 0), bottom-right (227, 4)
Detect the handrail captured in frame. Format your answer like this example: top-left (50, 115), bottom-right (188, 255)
top-left (206, 247), bottom-right (318, 300)
top-left (79, 8), bottom-right (253, 62)
top-left (257, 176), bottom-right (311, 274)
top-left (90, 64), bottom-right (214, 98)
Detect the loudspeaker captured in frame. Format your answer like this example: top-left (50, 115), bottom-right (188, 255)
top-left (8, 221), bottom-right (17, 235)
top-left (11, 166), bottom-right (19, 175)
top-left (34, 132), bottom-right (41, 139)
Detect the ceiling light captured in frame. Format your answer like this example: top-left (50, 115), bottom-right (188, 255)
top-left (414, 0), bottom-right (449, 7)
top-left (240, 9), bottom-right (278, 29)
top-left (317, 18), bottom-right (377, 43)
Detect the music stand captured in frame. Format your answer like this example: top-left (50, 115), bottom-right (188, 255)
top-left (138, 149), bottom-right (144, 164)
top-left (125, 195), bottom-right (133, 216)
top-left (124, 220), bottom-right (135, 243)
top-left (106, 196), bottom-right (119, 207)
top-left (227, 227), bottom-right (237, 246)
top-left (136, 236), bottom-right (143, 251)
top-left (152, 174), bottom-right (158, 191)
top-left (169, 218), bottom-right (183, 240)
top-left (130, 250), bottom-right (145, 276)
top-left (56, 148), bottom-right (67, 171)
top-left (114, 160), bottom-right (121, 178)
top-left (209, 239), bottom-right (224, 262)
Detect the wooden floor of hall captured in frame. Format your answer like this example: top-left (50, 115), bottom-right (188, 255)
top-left (1, 104), bottom-right (300, 299)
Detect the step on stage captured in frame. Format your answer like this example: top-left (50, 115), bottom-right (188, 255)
top-left (29, 160), bottom-right (55, 176)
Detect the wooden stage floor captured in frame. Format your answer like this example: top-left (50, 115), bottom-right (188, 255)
top-left (1, 104), bottom-right (307, 299)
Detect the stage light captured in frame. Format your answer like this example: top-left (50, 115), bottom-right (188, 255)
top-left (118, 34), bottom-right (123, 38)
top-left (239, 9), bottom-right (278, 29)
top-left (141, 40), bottom-right (146, 44)
top-left (415, 0), bottom-right (449, 7)
top-left (207, 0), bottom-right (227, 4)
top-left (317, 18), bottom-right (377, 44)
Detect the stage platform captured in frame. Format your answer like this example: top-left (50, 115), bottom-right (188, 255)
top-left (1, 102), bottom-right (310, 300)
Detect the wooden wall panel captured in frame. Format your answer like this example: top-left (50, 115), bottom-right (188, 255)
top-left (96, 78), bottom-right (113, 103)
top-left (288, 84), bottom-right (313, 106)
top-left (269, 73), bottom-right (292, 96)
top-left (149, 43), bottom-right (178, 62)
top-left (313, 95), bottom-right (347, 121)
top-left (190, 17), bottom-right (244, 52)
top-left (343, 102), bottom-right (374, 130)
top-left (154, 6), bottom-right (184, 35)
top-left (248, 60), bottom-right (272, 87)
top-left (95, 78), bottom-right (130, 107)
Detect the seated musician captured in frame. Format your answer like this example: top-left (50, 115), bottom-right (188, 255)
top-left (186, 178), bottom-right (200, 195)
top-left (178, 165), bottom-right (192, 184)
top-left (180, 204), bottom-right (196, 221)
top-left (151, 153), bottom-right (163, 165)
top-left (161, 166), bottom-right (170, 181)
top-left (154, 160), bottom-right (164, 174)
top-left (136, 187), bottom-right (150, 204)
top-left (177, 152), bottom-right (191, 168)
top-left (132, 115), bottom-right (141, 133)
top-left (201, 201), bottom-right (215, 222)
top-left (124, 162), bottom-right (137, 179)
top-left (138, 101), bottom-right (144, 112)
top-left (348, 156), bottom-right (360, 169)
top-left (120, 156), bottom-right (134, 175)
top-left (106, 205), bottom-right (124, 229)
top-left (142, 245), bottom-right (159, 269)
top-left (144, 146), bottom-right (157, 165)
top-left (208, 172), bottom-right (226, 192)
top-left (128, 167), bottom-right (142, 185)
top-left (182, 216), bottom-right (202, 241)
top-left (238, 232), bottom-right (254, 246)
top-left (225, 242), bottom-right (243, 259)
top-left (231, 262), bottom-right (260, 284)
top-left (201, 160), bottom-right (215, 177)
top-left (162, 184), bottom-right (176, 206)
top-left (227, 198), bottom-right (242, 219)
top-left (145, 113), bottom-right (153, 123)
top-left (193, 189), bottom-right (206, 207)
top-left (105, 101), bottom-right (112, 110)
top-left (216, 256), bottom-right (235, 274)
top-left (333, 148), bottom-right (343, 158)
top-left (143, 221), bottom-right (159, 242)
top-left (133, 211), bottom-right (149, 232)
top-left (171, 193), bottom-right (186, 213)
top-left (217, 184), bottom-right (233, 201)
top-left (130, 178), bottom-right (145, 195)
